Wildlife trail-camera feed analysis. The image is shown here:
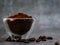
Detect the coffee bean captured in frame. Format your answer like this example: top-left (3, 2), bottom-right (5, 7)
top-left (47, 37), bottom-right (53, 40)
top-left (19, 39), bottom-right (26, 42)
top-left (28, 38), bottom-right (35, 42)
top-left (11, 39), bottom-right (16, 42)
top-left (42, 38), bottom-right (46, 41)
top-left (5, 36), bottom-right (12, 42)
top-left (36, 38), bottom-right (41, 42)
top-left (39, 36), bottom-right (47, 41)
top-left (12, 35), bottom-right (14, 37)
top-left (15, 38), bottom-right (21, 42)
top-left (11, 35), bottom-right (21, 42)
top-left (12, 35), bottom-right (21, 39)
top-left (42, 36), bottom-right (46, 38)
top-left (55, 42), bottom-right (59, 45)
top-left (39, 36), bottom-right (46, 39)
top-left (15, 36), bottom-right (21, 39)
top-left (5, 35), bottom-right (53, 42)
top-left (24, 39), bottom-right (29, 43)
top-left (39, 36), bottom-right (42, 39)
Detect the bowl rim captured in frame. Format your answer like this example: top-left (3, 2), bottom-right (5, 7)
top-left (3, 18), bottom-right (35, 22)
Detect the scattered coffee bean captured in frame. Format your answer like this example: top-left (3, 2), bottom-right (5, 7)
top-left (5, 35), bottom-right (53, 43)
top-left (12, 35), bottom-right (21, 39)
top-left (28, 38), bottom-right (35, 42)
top-left (36, 38), bottom-right (41, 42)
top-left (42, 36), bottom-right (46, 38)
top-left (55, 42), bottom-right (59, 45)
top-left (39, 36), bottom-right (42, 39)
top-left (19, 39), bottom-right (26, 42)
top-left (39, 36), bottom-right (47, 41)
top-left (5, 36), bottom-right (12, 42)
top-left (39, 36), bottom-right (46, 39)
top-left (15, 38), bottom-right (21, 42)
top-left (11, 39), bottom-right (16, 42)
top-left (24, 39), bottom-right (29, 43)
top-left (12, 35), bottom-right (14, 37)
top-left (11, 35), bottom-right (21, 42)
top-left (15, 36), bottom-right (21, 39)
top-left (42, 38), bottom-right (46, 41)
top-left (47, 37), bottom-right (53, 40)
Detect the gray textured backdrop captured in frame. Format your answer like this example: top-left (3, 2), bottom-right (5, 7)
top-left (0, 0), bottom-right (60, 45)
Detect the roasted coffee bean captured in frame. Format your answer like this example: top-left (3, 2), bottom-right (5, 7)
top-left (16, 38), bottom-right (21, 42)
top-left (42, 36), bottom-right (46, 38)
top-left (19, 39), bottom-right (26, 42)
top-left (6, 36), bottom-right (12, 41)
top-left (12, 35), bottom-right (21, 42)
top-left (55, 42), bottom-right (59, 45)
top-left (28, 38), bottom-right (35, 42)
top-left (12, 35), bottom-right (14, 37)
top-left (39, 36), bottom-right (42, 39)
top-left (15, 36), bottom-right (21, 39)
top-left (36, 38), bottom-right (41, 42)
top-left (42, 36), bottom-right (46, 41)
top-left (15, 38), bottom-right (21, 42)
top-left (11, 39), bottom-right (16, 42)
top-left (39, 36), bottom-right (47, 41)
top-left (24, 40), bottom-right (29, 43)
top-left (42, 38), bottom-right (46, 41)
top-left (12, 35), bottom-right (21, 39)
top-left (39, 36), bottom-right (46, 39)
top-left (47, 37), bottom-right (53, 40)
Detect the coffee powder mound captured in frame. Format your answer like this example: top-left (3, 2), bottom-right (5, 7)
top-left (8, 13), bottom-right (32, 18)
top-left (7, 13), bottom-right (33, 35)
